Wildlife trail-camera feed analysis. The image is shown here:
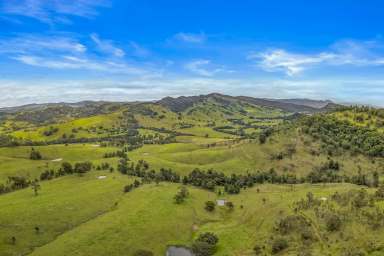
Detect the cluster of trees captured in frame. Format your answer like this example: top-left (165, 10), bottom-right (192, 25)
top-left (40, 161), bottom-right (92, 180)
top-left (43, 126), bottom-right (59, 136)
top-left (115, 156), bottom-right (383, 196)
top-left (95, 162), bottom-right (113, 171)
top-left (301, 115), bottom-right (384, 157)
top-left (123, 179), bottom-right (141, 193)
top-left (0, 161), bottom-right (94, 195)
top-left (104, 150), bottom-right (126, 158)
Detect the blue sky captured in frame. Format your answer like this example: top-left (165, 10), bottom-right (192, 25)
top-left (1, 0), bottom-right (384, 107)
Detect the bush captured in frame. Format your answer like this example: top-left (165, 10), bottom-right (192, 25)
top-left (192, 241), bottom-right (216, 256)
top-left (30, 149), bottom-right (42, 160)
top-left (174, 186), bottom-right (189, 204)
top-left (205, 201), bottom-right (215, 212)
top-left (196, 232), bottom-right (219, 245)
top-left (192, 232), bottom-right (219, 256)
top-left (74, 161), bottom-right (92, 174)
top-left (325, 213), bottom-right (342, 232)
top-left (271, 236), bottom-right (288, 254)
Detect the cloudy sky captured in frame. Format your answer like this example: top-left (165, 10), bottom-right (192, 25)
top-left (1, 0), bottom-right (384, 107)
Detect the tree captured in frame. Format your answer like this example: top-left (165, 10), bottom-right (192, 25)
top-left (74, 162), bottom-right (92, 174)
top-left (117, 157), bottom-right (128, 174)
top-left (192, 232), bottom-right (219, 256)
top-left (61, 162), bottom-right (73, 174)
top-left (31, 180), bottom-right (41, 196)
top-left (325, 213), bottom-right (342, 232)
top-left (30, 148), bottom-right (42, 160)
top-left (259, 133), bottom-right (267, 144)
top-left (133, 179), bottom-right (141, 187)
top-left (225, 201), bottom-right (234, 211)
top-left (205, 201), bottom-right (215, 212)
top-left (174, 186), bottom-right (189, 204)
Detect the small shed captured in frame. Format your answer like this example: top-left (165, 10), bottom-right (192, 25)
top-left (217, 199), bottom-right (226, 206)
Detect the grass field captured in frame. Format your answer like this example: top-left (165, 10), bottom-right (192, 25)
top-left (129, 131), bottom-right (381, 177)
top-left (0, 144), bottom-right (119, 183)
top-left (0, 173), bottom-right (362, 256)
top-left (1, 101), bottom-right (384, 255)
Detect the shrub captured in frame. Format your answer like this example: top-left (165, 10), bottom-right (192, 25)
top-left (271, 236), bottom-right (288, 254)
top-left (30, 149), bottom-right (42, 160)
top-left (325, 213), bottom-right (342, 232)
top-left (192, 232), bottom-right (219, 256)
top-left (205, 201), bottom-right (215, 212)
top-left (196, 232), bottom-right (219, 245)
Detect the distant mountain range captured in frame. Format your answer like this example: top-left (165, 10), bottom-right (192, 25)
top-left (0, 93), bottom-right (340, 114)
top-left (157, 93), bottom-right (339, 113)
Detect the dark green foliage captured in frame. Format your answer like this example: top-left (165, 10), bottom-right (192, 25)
top-left (325, 213), bottom-right (342, 232)
top-left (103, 150), bottom-right (126, 158)
top-left (74, 162), bottom-right (92, 174)
top-left (61, 162), bottom-right (73, 174)
top-left (301, 114), bottom-right (384, 157)
top-left (174, 186), bottom-right (189, 204)
top-left (191, 241), bottom-right (216, 256)
top-left (43, 126), bottom-right (59, 136)
top-left (196, 232), bottom-right (219, 245)
top-left (30, 148), bottom-right (42, 160)
top-left (204, 201), bottom-right (215, 212)
top-left (225, 201), bottom-right (234, 210)
top-left (117, 157), bottom-right (128, 174)
top-left (271, 236), bottom-right (288, 254)
top-left (124, 184), bottom-right (134, 193)
top-left (192, 232), bottom-right (219, 256)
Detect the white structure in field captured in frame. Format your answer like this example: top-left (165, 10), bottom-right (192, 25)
top-left (217, 199), bottom-right (226, 206)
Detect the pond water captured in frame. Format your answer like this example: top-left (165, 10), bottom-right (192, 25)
top-left (166, 246), bottom-right (194, 256)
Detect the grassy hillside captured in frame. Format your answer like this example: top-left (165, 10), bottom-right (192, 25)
top-left (0, 173), bottom-right (365, 256)
top-left (1, 97), bottom-right (384, 256)
top-left (0, 144), bottom-right (119, 183)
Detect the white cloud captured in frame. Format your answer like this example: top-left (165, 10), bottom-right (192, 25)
top-left (184, 59), bottom-right (231, 77)
top-left (129, 42), bottom-right (150, 57)
top-left (0, 35), bottom-right (86, 54)
top-left (1, 0), bottom-right (109, 24)
top-left (250, 40), bottom-right (384, 76)
top-left (248, 50), bottom-right (336, 76)
top-left (12, 54), bottom-right (152, 75)
top-left (1, 78), bottom-right (384, 108)
top-left (173, 32), bottom-right (206, 43)
top-left (90, 33), bottom-right (125, 57)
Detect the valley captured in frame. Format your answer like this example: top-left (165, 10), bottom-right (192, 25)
top-left (1, 94), bottom-right (384, 256)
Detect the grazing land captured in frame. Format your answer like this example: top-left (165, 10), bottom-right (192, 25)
top-left (1, 94), bottom-right (384, 256)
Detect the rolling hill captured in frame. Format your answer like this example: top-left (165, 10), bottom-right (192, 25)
top-left (1, 94), bottom-right (383, 256)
